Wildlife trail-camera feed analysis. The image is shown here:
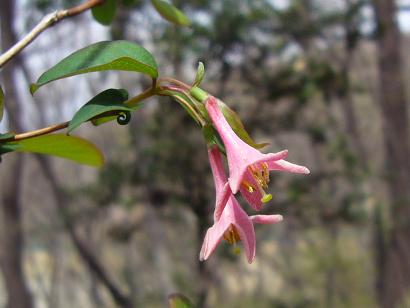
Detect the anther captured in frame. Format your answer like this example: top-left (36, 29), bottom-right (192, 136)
top-left (241, 180), bottom-right (255, 193)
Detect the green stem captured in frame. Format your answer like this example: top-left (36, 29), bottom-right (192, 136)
top-left (124, 86), bottom-right (156, 108)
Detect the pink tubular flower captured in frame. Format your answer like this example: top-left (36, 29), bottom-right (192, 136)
top-left (199, 147), bottom-right (283, 263)
top-left (205, 96), bottom-right (310, 211)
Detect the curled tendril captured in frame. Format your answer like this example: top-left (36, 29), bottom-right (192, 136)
top-left (116, 111), bottom-right (131, 125)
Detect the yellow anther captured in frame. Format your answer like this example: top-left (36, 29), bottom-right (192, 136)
top-left (262, 162), bottom-right (269, 183)
top-left (241, 180), bottom-right (255, 193)
top-left (246, 163), bottom-right (273, 203)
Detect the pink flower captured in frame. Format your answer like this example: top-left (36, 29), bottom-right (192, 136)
top-left (205, 96), bottom-right (310, 211)
top-left (199, 147), bottom-right (283, 263)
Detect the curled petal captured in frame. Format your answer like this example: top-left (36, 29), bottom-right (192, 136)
top-left (251, 215), bottom-right (283, 225)
top-left (229, 149), bottom-right (289, 194)
top-left (268, 159), bottom-right (310, 174)
top-left (199, 205), bottom-right (232, 261)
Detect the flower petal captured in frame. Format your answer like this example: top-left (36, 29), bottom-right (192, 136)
top-left (251, 214), bottom-right (283, 224)
top-left (239, 170), bottom-right (263, 211)
top-left (214, 182), bottom-right (231, 221)
top-left (230, 199), bottom-right (256, 263)
top-left (199, 211), bottom-right (231, 261)
top-left (229, 150), bottom-right (289, 194)
top-left (268, 159), bottom-right (310, 174)
top-left (208, 146), bottom-right (228, 193)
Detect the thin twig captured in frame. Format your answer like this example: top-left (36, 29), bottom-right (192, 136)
top-left (11, 122), bottom-right (69, 141)
top-left (0, 0), bottom-right (104, 68)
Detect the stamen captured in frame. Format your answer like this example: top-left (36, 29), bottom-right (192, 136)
top-left (247, 163), bottom-right (273, 203)
top-left (241, 180), bottom-right (255, 193)
top-left (262, 162), bottom-right (269, 183)
top-left (223, 225), bottom-right (241, 245)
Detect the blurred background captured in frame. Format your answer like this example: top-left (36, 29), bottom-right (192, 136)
top-left (1, 0), bottom-right (410, 307)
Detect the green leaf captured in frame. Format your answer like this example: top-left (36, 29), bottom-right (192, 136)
top-left (0, 85), bottom-right (4, 122)
top-left (11, 134), bottom-right (104, 167)
top-left (30, 40), bottom-right (158, 93)
top-left (0, 133), bottom-right (14, 141)
top-left (168, 293), bottom-right (193, 308)
top-left (219, 100), bottom-right (269, 149)
top-left (92, 0), bottom-right (117, 25)
top-left (151, 0), bottom-right (191, 26)
top-left (68, 88), bottom-right (133, 133)
top-left (0, 143), bottom-right (19, 155)
top-left (193, 62), bottom-right (205, 87)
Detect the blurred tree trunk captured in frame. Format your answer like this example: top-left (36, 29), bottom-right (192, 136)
top-left (373, 0), bottom-right (410, 307)
top-left (36, 151), bottom-right (133, 308)
top-left (0, 1), bottom-right (34, 308)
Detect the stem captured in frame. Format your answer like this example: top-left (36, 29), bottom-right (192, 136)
top-left (0, 0), bottom-right (103, 68)
top-left (11, 122), bottom-right (69, 141)
top-left (0, 79), bottom-right (198, 143)
top-left (124, 86), bottom-right (156, 107)
top-left (157, 77), bottom-right (191, 90)
top-left (158, 87), bottom-right (206, 126)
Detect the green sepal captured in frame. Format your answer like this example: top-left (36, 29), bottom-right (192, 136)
top-left (202, 124), bottom-right (226, 154)
top-left (190, 86), bottom-right (208, 103)
top-left (193, 62), bottom-right (205, 87)
top-left (159, 89), bottom-right (201, 125)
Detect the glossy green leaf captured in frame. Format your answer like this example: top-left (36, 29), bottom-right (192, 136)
top-left (193, 62), bottom-right (205, 87)
top-left (68, 88), bottom-right (132, 133)
top-left (0, 85), bottom-right (4, 122)
top-left (151, 0), bottom-right (191, 26)
top-left (92, 0), bottom-right (117, 25)
top-left (219, 100), bottom-right (269, 149)
top-left (30, 40), bottom-right (158, 93)
top-left (168, 294), bottom-right (193, 308)
top-left (8, 134), bottom-right (104, 167)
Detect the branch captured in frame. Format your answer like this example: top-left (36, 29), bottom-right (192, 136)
top-left (0, 0), bottom-right (103, 68)
top-left (0, 86), bottom-right (156, 143)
